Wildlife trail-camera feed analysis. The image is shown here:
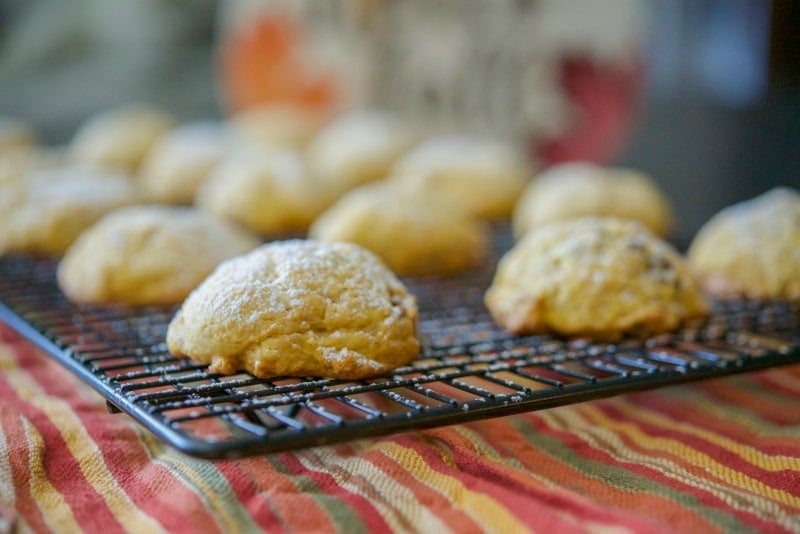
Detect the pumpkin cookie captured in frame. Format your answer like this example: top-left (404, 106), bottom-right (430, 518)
top-left (58, 206), bottom-right (260, 306)
top-left (309, 182), bottom-right (489, 276)
top-left (196, 148), bottom-right (331, 235)
top-left (688, 187), bottom-right (800, 299)
top-left (167, 240), bottom-right (419, 379)
top-left (485, 217), bottom-right (709, 340)
top-left (139, 121), bottom-right (230, 204)
top-left (70, 104), bottom-right (175, 173)
top-left (391, 135), bottom-right (530, 220)
top-left (307, 110), bottom-right (418, 195)
top-left (512, 162), bottom-right (674, 238)
top-left (229, 104), bottom-right (326, 148)
top-left (0, 166), bottom-right (139, 256)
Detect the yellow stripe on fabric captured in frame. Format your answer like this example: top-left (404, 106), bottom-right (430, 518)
top-left (679, 390), bottom-right (797, 437)
top-left (22, 418), bottom-right (83, 534)
top-left (579, 403), bottom-right (800, 510)
top-left (0, 346), bottom-right (166, 534)
top-left (542, 408), bottom-right (799, 531)
top-left (296, 445), bottom-right (452, 534)
top-left (444, 425), bottom-right (628, 534)
top-left (611, 399), bottom-right (800, 472)
top-left (139, 431), bottom-right (261, 534)
top-left (0, 420), bottom-right (15, 508)
top-left (368, 440), bottom-right (529, 534)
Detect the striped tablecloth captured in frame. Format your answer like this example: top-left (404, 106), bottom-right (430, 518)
top-left (1, 323), bottom-right (799, 533)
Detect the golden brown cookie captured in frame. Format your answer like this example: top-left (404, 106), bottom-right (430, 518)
top-left (688, 187), bottom-right (800, 299)
top-left (167, 240), bottom-right (420, 379)
top-left (485, 217), bottom-right (709, 340)
top-left (70, 104), bottom-right (175, 173)
top-left (196, 147), bottom-right (331, 235)
top-left (0, 166), bottom-right (139, 256)
top-left (229, 104), bottom-right (326, 148)
top-left (512, 162), bottom-right (674, 239)
top-left (139, 121), bottom-right (230, 204)
top-left (390, 135), bottom-right (530, 220)
top-left (57, 206), bottom-right (260, 306)
top-left (307, 110), bottom-right (418, 195)
top-left (309, 182), bottom-right (489, 276)
top-left (0, 148), bottom-right (65, 185)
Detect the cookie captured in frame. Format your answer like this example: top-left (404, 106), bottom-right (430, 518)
top-left (485, 217), bottom-right (709, 340)
top-left (166, 240), bottom-right (420, 379)
top-left (512, 162), bottom-right (674, 238)
top-left (390, 135), bottom-right (530, 219)
top-left (307, 110), bottom-right (418, 195)
top-left (0, 117), bottom-right (37, 155)
top-left (139, 121), bottom-right (230, 204)
top-left (57, 206), bottom-right (260, 306)
top-left (196, 147), bottom-right (331, 235)
top-left (229, 104), bottom-right (326, 148)
top-left (688, 187), bottom-right (800, 299)
top-left (70, 104), bottom-right (175, 173)
top-left (309, 182), bottom-right (489, 276)
top-left (0, 166), bottom-right (139, 256)
top-left (0, 148), bottom-right (65, 185)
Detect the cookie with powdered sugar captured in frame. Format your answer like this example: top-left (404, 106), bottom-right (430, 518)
top-left (166, 240), bottom-right (419, 379)
top-left (57, 205), bottom-right (260, 306)
top-left (688, 187), bottom-right (800, 299)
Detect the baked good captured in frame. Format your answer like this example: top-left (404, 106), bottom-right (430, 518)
top-left (309, 182), bottom-right (489, 276)
top-left (0, 166), bottom-right (139, 256)
top-left (196, 147), bottom-right (330, 235)
top-left (229, 104), bottom-right (326, 148)
top-left (0, 117), bottom-right (37, 155)
top-left (306, 110), bottom-right (418, 195)
top-left (57, 206), bottom-right (260, 306)
top-left (687, 187), bottom-right (800, 299)
top-left (166, 240), bottom-right (419, 379)
top-left (139, 121), bottom-right (230, 204)
top-left (390, 135), bottom-right (530, 219)
top-left (512, 162), bottom-right (674, 238)
top-left (70, 104), bottom-right (175, 173)
top-left (0, 148), bottom-right (65, 185)
top-left (485, 217), bottom-right (709, 340)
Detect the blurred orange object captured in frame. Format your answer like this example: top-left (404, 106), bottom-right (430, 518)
top-left (218, 2), bottom-right (644, 165)
top-left (220, 16), bottom-right (342, 117)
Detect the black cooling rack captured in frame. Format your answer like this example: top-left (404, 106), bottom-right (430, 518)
top-left (1, 230), bottom-right (800, 459)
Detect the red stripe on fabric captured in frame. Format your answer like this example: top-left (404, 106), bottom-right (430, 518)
top-left (749, 366), bottom-right (800, 398)
top-left (1, 327), bottom-right (220, 533)
top-left (470, 415), bottom-right (724, 534)
top-left (394, 429), bottom-right (670, 533)
top-left (212, 460), bottom-right (287, 533)
top-left (0, 408), bottom-right (51, 534)
top-left (521, 408), bottom-right (793, 534)
top-left (626, 390), bottom-right (800, 455)
top-left (0, 376), bottom-right (122, 532)
top-left (234, 455), bottom-right (338, 533)
top-left (594, 401), bottom-right (800, 494)
top-left (276, 450), bottom-right (392, 531)
top-left (360, 440), bottom-right (486, 531)
top-left (697, 375), bottom-right (800, 426)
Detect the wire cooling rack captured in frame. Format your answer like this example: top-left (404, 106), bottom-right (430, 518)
top-left (1, 230), bottom-right (799, 459)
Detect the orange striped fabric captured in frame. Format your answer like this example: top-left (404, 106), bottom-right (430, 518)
top-left (1, 323), bottom-right (799, 534)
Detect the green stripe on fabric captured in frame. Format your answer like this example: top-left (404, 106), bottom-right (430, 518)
top-left (267, 452), bottom-right (369, 534)
top-left (508, 412), bottom-right (756, 534)
top-left (140, 432), bottom-right (261, 534)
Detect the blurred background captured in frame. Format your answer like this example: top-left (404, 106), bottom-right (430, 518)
top-left (0, 0), bottom-right (797, 245)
